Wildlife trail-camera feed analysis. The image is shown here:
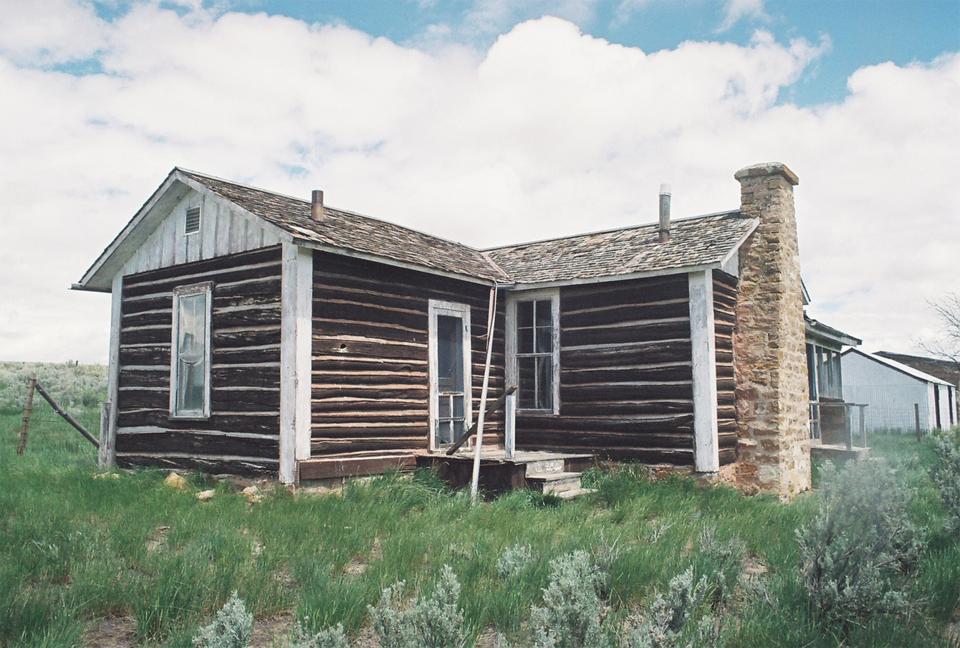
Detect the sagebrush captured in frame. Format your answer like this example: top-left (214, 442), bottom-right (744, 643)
top-left (796, 459), bottom-right (924, 627)
top-left (931, 430), bottom-right (960, 536)
top-left (192, 592), bottom-right (253, 648)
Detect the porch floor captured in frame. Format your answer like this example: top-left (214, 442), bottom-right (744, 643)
top-left (810, 440), bottom-right (871, 462)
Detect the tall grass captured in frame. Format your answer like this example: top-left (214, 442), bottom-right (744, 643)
top-left (1, 389), bottom-right (957, 646)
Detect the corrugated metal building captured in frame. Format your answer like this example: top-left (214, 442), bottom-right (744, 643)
top-left (841, 349), bottom-right (956, 433)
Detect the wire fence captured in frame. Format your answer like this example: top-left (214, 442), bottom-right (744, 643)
top-left (6, 377), bottom-right (102, 458)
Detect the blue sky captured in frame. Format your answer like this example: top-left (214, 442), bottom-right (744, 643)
top-left (112, 0), bottom-right (960, 106)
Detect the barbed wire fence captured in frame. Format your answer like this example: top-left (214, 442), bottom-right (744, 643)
top-left (11, 374), bottom-right (103, 458)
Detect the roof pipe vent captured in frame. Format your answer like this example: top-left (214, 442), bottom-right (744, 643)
top-left (311, 189), bottom-right (324, 221)
top-left (658, 183), bottom-right (671, 243)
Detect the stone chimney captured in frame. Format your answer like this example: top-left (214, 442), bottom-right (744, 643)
top-left (732, 162), bottom-right (810, 498)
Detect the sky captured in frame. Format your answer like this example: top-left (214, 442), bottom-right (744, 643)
top-left (0, 0), bottom-right (958, 364)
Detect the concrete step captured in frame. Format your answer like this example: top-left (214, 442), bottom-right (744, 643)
top-left (554, 487), bottom-right (597, 500)
top-left (525, 458), bottom-right (565, 475)
top-left (526, 471), bottom-right (583, 495)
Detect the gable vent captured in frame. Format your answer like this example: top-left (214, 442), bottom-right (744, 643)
top-left (185, 207), bottom-right (201, 234)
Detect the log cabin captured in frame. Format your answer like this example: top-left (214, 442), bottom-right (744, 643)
top-left (75, 161), bottom-right (816, 497)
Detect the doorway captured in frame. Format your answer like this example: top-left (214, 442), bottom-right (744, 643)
top-left (428, 301), bottom-right (472, 450)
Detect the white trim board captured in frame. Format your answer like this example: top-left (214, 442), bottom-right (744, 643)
top-left (279, 243), bottom-right (313, 484)
top-left (508, 262), bottom-right (723, 291)
top-left (99, 272), bottom-right (123, 468)
top-left (688, 270), bottom-right (720, 473)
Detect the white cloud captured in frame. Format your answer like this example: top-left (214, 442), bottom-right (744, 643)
top-left (0, 0), bottom-right (108, 64)
top-left (717, 0), bottom-right (768, 32)
top-left (0, 5), bottom-right (957, 363)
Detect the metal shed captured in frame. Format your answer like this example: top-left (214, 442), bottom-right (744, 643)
top-left (840, 349), bottom-right (956, 433)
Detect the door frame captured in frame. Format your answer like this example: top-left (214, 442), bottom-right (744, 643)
top-left (427, 300), bottom-right (473, 451)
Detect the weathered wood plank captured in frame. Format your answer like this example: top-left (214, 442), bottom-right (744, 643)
top-left (115, 430), bottom-right (278, 457)
top-left (297, 454), bottom-right (416, 481)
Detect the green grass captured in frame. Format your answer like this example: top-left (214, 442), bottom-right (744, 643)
top-left (1, 402), bottom-right (957, 647)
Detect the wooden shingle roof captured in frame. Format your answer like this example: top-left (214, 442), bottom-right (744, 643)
top-left (484, 211), bottom-right (757, 285)
top-left (179, 170), bottom-right (510, 282)
top-left (77, 168), bottom-right (760, 290)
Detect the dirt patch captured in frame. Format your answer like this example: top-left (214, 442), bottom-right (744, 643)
top-left (273, 566), bottom-right (297, 589)
top-left (742, 552), bottom-right (768, 579)
top-left (344, 537), bottom-right (382, 577)
top-left (84, 615), bottom-right (137, 648)
top-left (250, 610), bottom-right (296, 647)
top-left (353, 622), bottom-right (378, 648)
top-left (474, 626), bottom-right (508, 647)
top-left (146, 525), bottom-right (170, 553)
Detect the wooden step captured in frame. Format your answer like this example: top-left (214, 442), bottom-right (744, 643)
top-left (526, 471), bottom-right (583, 495)
top-left (298, 453), bottom-right (416, 482)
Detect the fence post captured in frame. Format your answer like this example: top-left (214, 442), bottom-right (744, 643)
top-left (845, 404), bottom-right (853, 451)
top-left (914, 403), bottom-right (922, 442)
top-left (17, 376), bottom-right (37, 456)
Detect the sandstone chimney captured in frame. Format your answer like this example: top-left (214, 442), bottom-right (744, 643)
top-left (732, 162), bottom-right (810, 497)
top-left (311, 189), bottom-right (324, 220)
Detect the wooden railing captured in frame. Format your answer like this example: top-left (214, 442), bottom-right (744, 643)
top-left (810, 400), bottom-right (868, 449)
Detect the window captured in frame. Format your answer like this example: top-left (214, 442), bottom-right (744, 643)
top-left (170, 282), bottom-right (212, 418)
top-left (509, 292), bottom-right (559, 412)
top-left (185, 207), bottom-right (201, 234)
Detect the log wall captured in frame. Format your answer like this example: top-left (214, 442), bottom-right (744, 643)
top-left (713, 270), bottom-right (738, 466)
top-left (114, 246), bottom-right (282, 474)
top-left (312, 253), bottom-right (505, 459)
top-left (516, 274), bottom-right (696, 464)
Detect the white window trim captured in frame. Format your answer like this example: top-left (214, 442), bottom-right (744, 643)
top-left (506, 288), bottom-right (560, 415)
top-left (169, 281), bottom-right (213, 419)
top-left (427, 299), bottom-right (473, 452)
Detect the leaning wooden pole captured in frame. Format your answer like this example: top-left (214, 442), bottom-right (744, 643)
top-left (470, 284), bottom-right (499, 504)
top-left (446, 385), bottom-right (516, 456)
top-left (17, 376), bottom-right (36, 456)
top-left (34, 382), bottom-right (100, 449)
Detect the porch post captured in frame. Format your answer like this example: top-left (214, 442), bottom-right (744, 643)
top-left (280, 243), bottom-right (313, 484)
top-left (504, 392), bottom-right (516, 460)
top-left (688, 270), bottom-right (720, 472)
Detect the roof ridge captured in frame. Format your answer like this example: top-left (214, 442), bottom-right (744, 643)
top-left (482, 209), bottom-right (743, 252)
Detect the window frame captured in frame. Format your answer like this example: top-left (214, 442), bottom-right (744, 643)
top-left (169, 281), bottom-right (213, 420)
top-left (506, 289), bottom-right (560, 415)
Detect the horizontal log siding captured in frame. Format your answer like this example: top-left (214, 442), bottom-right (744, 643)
top-left (312, 253), bottom-right (505, 459)
top-left (516, 274), bottom-right (695, 465)
top-left (114, 246), bottom-right (282, 475)
top-left (713, 270), bottom-right (738, 466)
